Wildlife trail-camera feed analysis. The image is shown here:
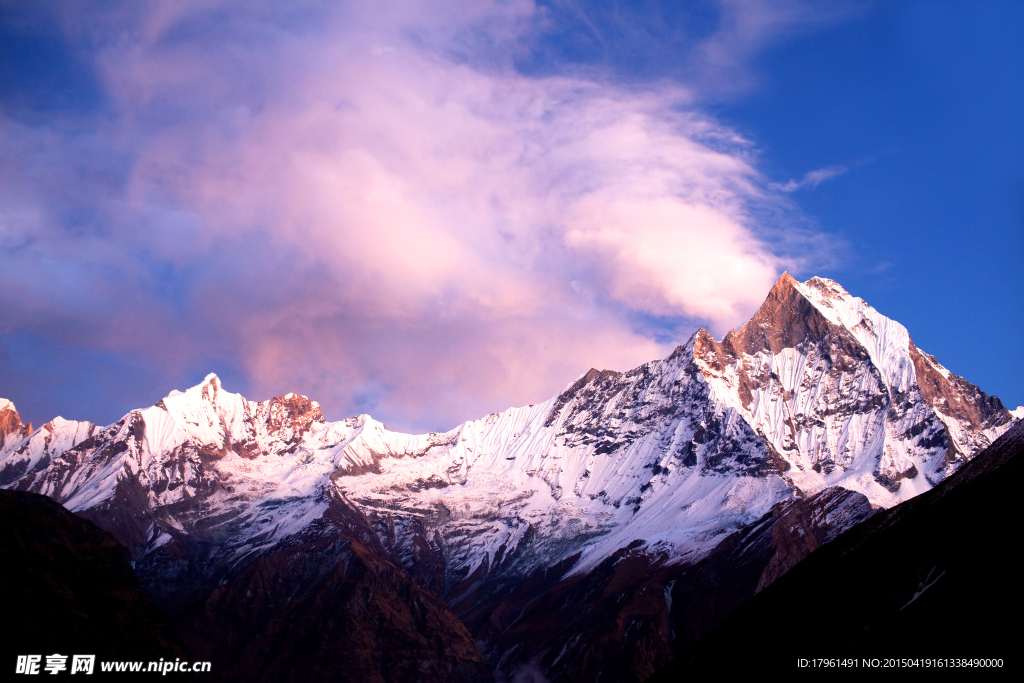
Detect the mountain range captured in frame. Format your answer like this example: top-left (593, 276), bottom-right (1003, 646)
top-left (2, 273), bottom-right (1019, 681)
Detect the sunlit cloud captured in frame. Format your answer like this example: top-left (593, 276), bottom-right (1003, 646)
top-left (0, 1), bottom-right (844, 431)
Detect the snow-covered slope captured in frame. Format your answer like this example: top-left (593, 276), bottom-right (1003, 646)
top-left (0, 274), bottom-right (1016, 601)
top-left (1, 401), bottom-right (99, 488)
top-left (690, 276), bottom-right (1011, 508)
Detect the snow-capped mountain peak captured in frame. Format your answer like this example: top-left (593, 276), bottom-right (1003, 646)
top-left (794, 275), bottom-right (915, 389)
top-left (0, 398), bottom-right (32, 454)
top-left (145, 373), bottom-right (327, 459)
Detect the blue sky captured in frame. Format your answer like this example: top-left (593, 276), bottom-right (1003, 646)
top-left (1, 0), bottom-right (1021, 432)
top-left (724, 0), bottom-right (1023, 412)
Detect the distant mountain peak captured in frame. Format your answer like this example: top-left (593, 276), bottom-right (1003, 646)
top-left (0, 398), bottom-right (32, 451)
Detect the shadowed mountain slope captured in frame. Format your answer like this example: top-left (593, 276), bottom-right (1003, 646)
top-left (649, 418), bottom-right (1024, 678)
top-left (0, 489), bottom-right (187, 661)
top-left (176, 494), bottom-right (490, 683)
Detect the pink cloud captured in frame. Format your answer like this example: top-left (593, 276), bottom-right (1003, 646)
top-left (1, 1), bottom-right (837, 431)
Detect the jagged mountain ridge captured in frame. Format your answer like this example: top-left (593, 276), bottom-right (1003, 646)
top-left (0, 274), bottom-right (1018, 680)
top-left (0, 273), bottom-right (1016, 583)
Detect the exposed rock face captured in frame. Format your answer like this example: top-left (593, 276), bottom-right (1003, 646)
top-left (0, 398), bottom-right (32, 455)
top-left (689, 274), bottom-right (1011, 498)
top-left (652, 418), bottom-right (1024, 677)
top-left (0, 489), bottom-right (187, 660)
top-left (0, 275), bottom-right (1016, 681)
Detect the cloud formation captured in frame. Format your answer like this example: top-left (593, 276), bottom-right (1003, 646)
top-left (771, 164), bottom-right (848, 192)
top-left (0, 1), bottom-right (839, 431)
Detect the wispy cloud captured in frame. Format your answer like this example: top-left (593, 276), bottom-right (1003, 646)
top-left (771, 164), bottom-right (848, 192)
top-left (0, 1), bottom-right (844, 431)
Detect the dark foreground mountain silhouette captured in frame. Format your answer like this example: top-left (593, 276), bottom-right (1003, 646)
top-left (650, 418), bottom-right (1024, 679)
top-left (1, 274), bottom-right (1019, 681)
top-left (0, 489), bottom-right (187, 660)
